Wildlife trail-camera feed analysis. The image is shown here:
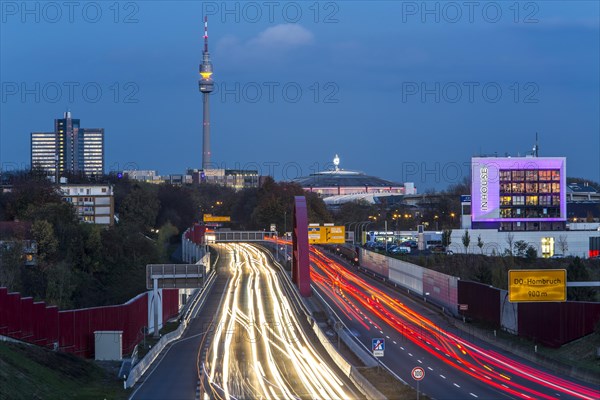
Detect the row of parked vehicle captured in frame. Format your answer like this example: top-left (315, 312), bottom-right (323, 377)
top-left (364, 240), bottom-right (453, 255)
top-left (364, 240), bottom-right (418, 255)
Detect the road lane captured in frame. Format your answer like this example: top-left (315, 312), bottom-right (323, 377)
top-left (203, 243), bottom-right (357, 400)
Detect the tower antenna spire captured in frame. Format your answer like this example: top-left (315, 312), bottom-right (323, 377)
top-left (204, 16), bottom-right (209, 53)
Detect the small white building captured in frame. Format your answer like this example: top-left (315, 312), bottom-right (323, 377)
top-left (60, 184), bottom-right (114, 225)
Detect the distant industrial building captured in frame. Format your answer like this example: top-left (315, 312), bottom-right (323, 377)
top-left (191, 169), bottom-right (259, 190)
top-left (60, 184), bottom-right (114, 225)
top-left (31, 112), bottom-right (104, 178)
top-left (123, 170), bottom-right (162, 184)
top-left (294, 155), bottom-right (416, 198)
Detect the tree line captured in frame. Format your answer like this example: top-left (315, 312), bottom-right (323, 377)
top-left (0, 172), bottom-right (331, 308)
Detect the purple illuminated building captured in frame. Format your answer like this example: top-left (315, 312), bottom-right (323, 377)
top-left (471, 157), bottom-right (566, 231)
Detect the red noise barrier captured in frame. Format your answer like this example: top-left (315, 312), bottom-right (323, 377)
top-left (0, 287), bottom-right (180, 358)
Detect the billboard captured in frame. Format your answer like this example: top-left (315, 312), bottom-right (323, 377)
top-left (471, 157), bottom-right (566, 222)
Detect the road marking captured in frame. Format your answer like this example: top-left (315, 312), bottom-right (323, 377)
top-left (470, 393), bottom-right (478, 398)
top-left (393, 341), bottom-right (397, 344)
top-left (427, 367), bottom-right (433, 371)
top-left (408, 353), bottom-right (413, 357)
top-left (454, 383), bottom-right (460, 388)
top-left (417, 360), bottom-right (422, 364)
top-left (501, 384), bottom-right (509, 389)
top-left (386, 335), bottom-right (390, 339)
top-left (440, 375), bottom-right (446, 379)
top-left (400, 347), bottom-right (405, 350)
top-left (380, 330), bottom-right (384, 334)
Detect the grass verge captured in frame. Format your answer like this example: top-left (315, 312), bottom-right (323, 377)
top-left (0, 341), bottom-right (127, 400)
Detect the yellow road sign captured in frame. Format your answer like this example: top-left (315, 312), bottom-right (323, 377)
top-left (308, 227), bottom-right (324, 244)
top-left (508, 269), bottom-right (566, 302)
top-left (326, 226), bottom-right (345, 244)
top-left (203, 214), bottom-right (231, 222)
top-left (308, 226), bottom-right (345, 244)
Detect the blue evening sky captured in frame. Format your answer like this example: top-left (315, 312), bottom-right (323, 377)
top-left (1, 1), bottom-right (598, 190)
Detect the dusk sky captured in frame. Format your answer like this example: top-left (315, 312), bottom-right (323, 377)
top-left (1, 1), bottom-right (598, 190)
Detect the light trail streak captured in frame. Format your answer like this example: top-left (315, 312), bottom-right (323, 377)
top-left (293, 241), bottom-right (600, 400)
top-left (204, 243), bottom-right (349, 399)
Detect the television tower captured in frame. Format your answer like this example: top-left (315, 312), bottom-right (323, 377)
top-left (199, 16), bottom-right (214, 170)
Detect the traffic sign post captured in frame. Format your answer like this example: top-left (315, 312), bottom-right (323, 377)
top-left (372, 338), bottom-right (385, 357)
top-left (411, 366), bottom-right (425, 400)
top-left (508, 269), bottom-right (567, 302)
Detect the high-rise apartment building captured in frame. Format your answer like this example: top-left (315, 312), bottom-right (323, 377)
top-left (31, 112), bottom-right (104, 177)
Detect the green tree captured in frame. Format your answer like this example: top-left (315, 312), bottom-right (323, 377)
top-left (46, 261), bottom-right (75, 309)
top-left (514, 240), bottom-right (529, 257)
top-left (462, 230), bottom-right (470, 254)
top-left (567, 257), bottom-right (595, 301)
top-left (477, 234), bottom-right (484, 254)
top-left (525, 246), bottom-right (538, 262)
top-left (31, 220), bottom-right (58, 263)
top-left (119, 184), bottom-right (160, 231)
top-left (442, 229), bottom-right (452, 248)
top-left (157, 222), bottom-right (179, 260)
top-left (0, 243), bottom-right (23, 291)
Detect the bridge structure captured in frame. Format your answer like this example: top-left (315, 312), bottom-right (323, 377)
top-left (212, 231), bottom-right (276, 242)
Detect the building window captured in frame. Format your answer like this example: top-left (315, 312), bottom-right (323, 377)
top-left (539, 170), bottom-right (552, 180)
top-left (552, 170), bottom-right (560, 181)
top-left (511, 183), bottom-right (524, 193)
top-left (539, 195), bottom-right (552, 206)
top-left (525, 170), bottom-right (538, 181)
top-left (513, 196), bottom-right (525, 205)
top-left (500, 183), bottom-right (511, 193)
top-left (500, 170), bottom-right (511, 181)
top-left (539, 183), bottom-right (551, 193)
top-left (526, 196), bottom-right (538, 205)
top-left (551, 183), bottom-right (560, 193)
top-left (512, 170), bottom-right (525, 181)
top-left (552, 195), bottom-right (560, 206)
top-left (526, 183), bottom-right (538, 193)
top-left (500, 196), bottom-right (512, 206)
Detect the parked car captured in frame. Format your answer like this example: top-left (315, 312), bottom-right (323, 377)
top-left (550, 254), bottom-right (565, 259)
top-left (391, 246), bottom-right (410, 254)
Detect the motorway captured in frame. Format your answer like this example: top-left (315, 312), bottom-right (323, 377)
top-left (309, 246), bottom-right (600, 400)
top-left (202, 243), bottom-right (358, 399)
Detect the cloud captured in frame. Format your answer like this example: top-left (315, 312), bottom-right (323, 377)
top-left (215, 24), bottom-right (314, 66)
top-left (248, 24), bottom-right (314, 49)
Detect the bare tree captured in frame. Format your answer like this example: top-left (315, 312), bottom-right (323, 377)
top-left (505, 233), bottom-right (515, 256)
top-left (557, 235), bottom-right (569, 255)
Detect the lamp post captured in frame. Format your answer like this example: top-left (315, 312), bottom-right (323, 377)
top-left (356, 221), bottom-right (373, 246)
